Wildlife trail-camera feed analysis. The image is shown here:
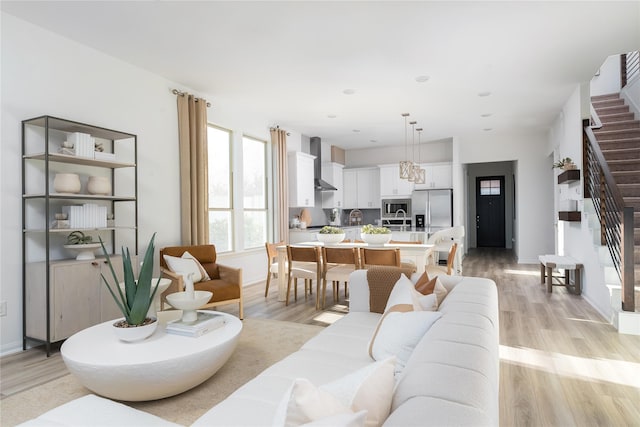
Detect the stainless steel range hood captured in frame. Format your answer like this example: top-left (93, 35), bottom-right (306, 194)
top-left (310, 136), bottom-right (337, 191)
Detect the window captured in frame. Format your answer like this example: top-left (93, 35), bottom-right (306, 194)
top-left (242, 135), bottom-right (267, 249)
top-left (480, 179), bottom-right (501, 196)
top-left (207, 125), bottom-right (233, 252)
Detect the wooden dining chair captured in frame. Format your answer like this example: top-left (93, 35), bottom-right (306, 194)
top-left (321, 246), bottom-right (360, 309)
top-left (264, 241), bottom-right (285, 297)
top-left (360, 247), bottom-right (402, 269)
top-left (286, 245), bottom-right (321, 307)
top-left (425, 243), bottom-right (458, 276)
top-left (388, 240), bottom-right (421, 272)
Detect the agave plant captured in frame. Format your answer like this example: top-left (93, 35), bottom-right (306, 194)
top-left (99, 233), bottom-right (161, 326)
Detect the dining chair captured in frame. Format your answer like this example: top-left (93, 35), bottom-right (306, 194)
top-left (321, 246), bottom-right (360, 309)
top-left (360, 247), bottom-right (402, 269)
top-left (264, 241), bottom-right (285, 297)
top-left (426, 226), bottom-right (465, 274)
top-left (425, 243), bottom-right (458, 276)
top-left (286, 245), bottom-right (321, 307)
top-left (388, 240), bottom-right (421, 273)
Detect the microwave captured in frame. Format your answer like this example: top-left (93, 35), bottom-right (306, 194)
top-left (381, 198), bottom-right (411, 218)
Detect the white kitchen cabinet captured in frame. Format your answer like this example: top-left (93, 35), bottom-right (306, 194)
top-left (25, 256), bottom-right (129, 343)
top-left (288, 152), bottom-right (315, 207)
top-left (414, 162), bottom-right (452, 189)
top-left (321, 162), bottom-right (344, 208)
top-left (379, 164), bottom-right (414, 197)
top-left (343, 167), bottom-right (380, 209)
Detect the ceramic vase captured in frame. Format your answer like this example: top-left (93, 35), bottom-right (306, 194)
top-left (53, 173), bottom-right (81, 194)
top-left (87, 176), bottom-right (112, 195)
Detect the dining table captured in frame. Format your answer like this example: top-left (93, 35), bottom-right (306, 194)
top-left (274, 241), bottom-right (434, 302)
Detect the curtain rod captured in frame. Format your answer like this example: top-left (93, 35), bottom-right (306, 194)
top-left (172, 89), bottom-right (211, 107)
top-left (270, 125), bottom-right (291, 136)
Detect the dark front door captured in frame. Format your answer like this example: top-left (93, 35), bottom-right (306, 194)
top-left (476, 176), bottom-right (505, 247)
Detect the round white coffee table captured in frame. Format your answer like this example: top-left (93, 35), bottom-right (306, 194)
top-left (61, 311), bottom-right (242, 401)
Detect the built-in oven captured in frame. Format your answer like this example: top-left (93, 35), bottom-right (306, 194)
top-left (381, 198), bottom-right (411, 218)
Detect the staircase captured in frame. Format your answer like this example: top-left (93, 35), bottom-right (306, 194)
top-left (591, 93), bottom-right (640, 320)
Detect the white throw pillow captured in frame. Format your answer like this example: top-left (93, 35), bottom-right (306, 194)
top-left (162, 254), bottom-right (202, 283)
top-left (384, 274), bottom-right (422, 312)
top-left (415, 292), bottom-right (438, 311)
top-left (368, 310), bottom-right (442, 371)
top-left (273, 357), bottom-right (396, 427)
top-left (302, 410), bottom-right (368, 427)
top-left (181, 251), bottom-right (211, 281)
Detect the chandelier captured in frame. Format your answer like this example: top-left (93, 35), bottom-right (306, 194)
top-left (399, 113), bottom-right (412, 179)
top-left (407, 120), bottom-right (417, 182)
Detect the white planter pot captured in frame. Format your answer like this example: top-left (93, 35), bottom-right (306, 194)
top-left (361, 233), bottom-right (392, 246)
top-left (316, 233), bottom-right (346, 244)
top-left (112, 318), bottom-right (158, 342)
top-left (53, 173), bottom-right (81, 194)
top-left (87, 176), bottom-right (112, 195)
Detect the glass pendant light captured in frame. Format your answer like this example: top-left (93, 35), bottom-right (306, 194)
top-left (399, 113), bottom-right (412, 179)
top-left (413, 128), bottom-right (426, 184)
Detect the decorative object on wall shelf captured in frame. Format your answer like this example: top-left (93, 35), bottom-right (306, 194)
top-left (53, 173), bottom-right (81, 194)
top-left (553, 157), bottom-right (576, 170)
top-left (64, 231), bottom-right (98, 260)
top-left (87, 176), bottom-right (112, 195)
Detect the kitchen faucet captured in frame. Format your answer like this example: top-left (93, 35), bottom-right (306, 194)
top-left (395, 209), bottom-right (408, 231)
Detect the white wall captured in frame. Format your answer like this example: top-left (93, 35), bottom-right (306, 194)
top-left (0, 14), bottom-right (271, 355)
top-left (345, 138), bottom-right (452, 168)
top-left (591, 54), bottom-right (622, 97)
top-left (456, 130), bottom-right (554, 263)
top-left (549, 84), bottom-right (613, 319)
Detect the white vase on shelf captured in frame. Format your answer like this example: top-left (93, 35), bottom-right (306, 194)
top-left (53, 173), bottom-right (81, 194)
top-left (87, 176), bottom-right (111, 195)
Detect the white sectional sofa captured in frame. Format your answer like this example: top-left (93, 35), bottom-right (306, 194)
top-left (21, 270), bottom-right (499, 426)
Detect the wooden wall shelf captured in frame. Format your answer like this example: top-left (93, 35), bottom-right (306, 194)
top-left (559, 211), bottom-right (581, 221)
top-left (558, 169), bottom-right (580, 184)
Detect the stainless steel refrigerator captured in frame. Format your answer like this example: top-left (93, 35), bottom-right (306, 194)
top-left (411, 189), bottom-right (453, 232)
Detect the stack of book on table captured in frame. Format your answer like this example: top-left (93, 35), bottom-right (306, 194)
top-left (166, 312), bottom-right (226, 337)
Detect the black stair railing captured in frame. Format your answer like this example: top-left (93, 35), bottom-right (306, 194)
top-left (583, 117), bottom-right (635, 312)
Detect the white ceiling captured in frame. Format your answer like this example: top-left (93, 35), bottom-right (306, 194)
top-left (2, 1), bottom-right (638, 150)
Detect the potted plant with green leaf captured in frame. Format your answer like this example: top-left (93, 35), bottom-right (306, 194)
top-left (553, 157), bottom-right (576, 170)
top-left (64, 230), bottom-right (101, 260)
top-left (360, 224), bottom-right (392, 246)
top-left (317, 225), bottom-right (346, 244)
top-left (100, 232), bottom-right (162, 342)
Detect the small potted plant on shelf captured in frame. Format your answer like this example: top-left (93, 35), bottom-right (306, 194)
top-left (63, 231), bottom-right (101, 260)
top-left (360, 224), bottom-right (392, 246)
top-left (553, 157), bottom-right (576, 170)
top-left (317, 225), bottom-right (346, 244)
top-left (99, 232), bottom-right (162, 342)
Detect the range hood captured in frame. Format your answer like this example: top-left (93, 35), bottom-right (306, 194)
top-left (309, 136), bottom-right (337, 191)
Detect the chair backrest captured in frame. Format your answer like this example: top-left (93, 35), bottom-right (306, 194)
top-left (286, 246), bottom-right (321, 272)
top-left (322, 247), bottom-right (360, 272)
top-left (265, 241), bottom-right (283, 265)
top-left (426, 226), bottom-right (465, 245)
top-left (360, 248), bottom-right (401, 268)
top-left (446, 243), bottom-right (458, 275)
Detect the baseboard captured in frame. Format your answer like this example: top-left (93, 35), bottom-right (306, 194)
top-left (1, 340), bottom-right (25, 357)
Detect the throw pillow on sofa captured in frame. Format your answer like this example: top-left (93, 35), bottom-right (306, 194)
top-left (414, 272), bottom-right (448, 307)
top-left (163, 251), bottom-right (210, 283)
top-left (274, 357), bottom-right (396, 427)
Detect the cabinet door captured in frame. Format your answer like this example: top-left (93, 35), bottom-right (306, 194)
top-left (380, 165), bottom-right (413, 197)
top-left (99, 257), bottom-right (128, 322)
top-left (288, 152), bottom-right (315, 207)
top-left (321, 163), bottom-right (344, 208)
top-left (357, 168), bottom-right (380, 209)
top-left (430, 164), bottom-right (452, 188)
top-left (342, 169), bottom-right (358, 209)
top-left (51, 261), bottom-right (101, 341)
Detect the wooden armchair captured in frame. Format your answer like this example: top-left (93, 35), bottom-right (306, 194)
top-left (159, 244), bottom-right (243, 319)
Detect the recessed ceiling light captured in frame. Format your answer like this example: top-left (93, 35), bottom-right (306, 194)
top-left (343, 89), bottom-right (356, 95)
top-left (483, 128), bottom-right (493, 131)
top-left (370, 139), bottom-right (377, 143)
top-left (481, 113), bottom-right (492, 117)
top-left (327, 114), bottom-right (337, 119)
top-left (415, 75), bottom-right (430, 83)
top-left (478, 91), bottom-right (492, 97)
top-left (352, 129), bottom-right (360, 133)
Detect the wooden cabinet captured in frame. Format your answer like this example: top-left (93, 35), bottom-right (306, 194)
top-left (321, 162), bottom-right (344, 208)
top-left (343, 167), bottom-right (380, 209)
top-left (414, 162), bottom-right (452, 189)
top-left (379, 164), bottom-right (414, 197)
top-left (22, 116), bottom-right (138, 354)
top-left (288, 152), bottom-right (315, 207)
top-left (25, 256), bottom-right (130, 343)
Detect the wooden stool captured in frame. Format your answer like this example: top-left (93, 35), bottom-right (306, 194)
top-left (539, 255), bottom-right (583, 295)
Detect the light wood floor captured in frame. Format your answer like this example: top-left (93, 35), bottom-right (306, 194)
top-left (2, 248), bottom-right (640, 425)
